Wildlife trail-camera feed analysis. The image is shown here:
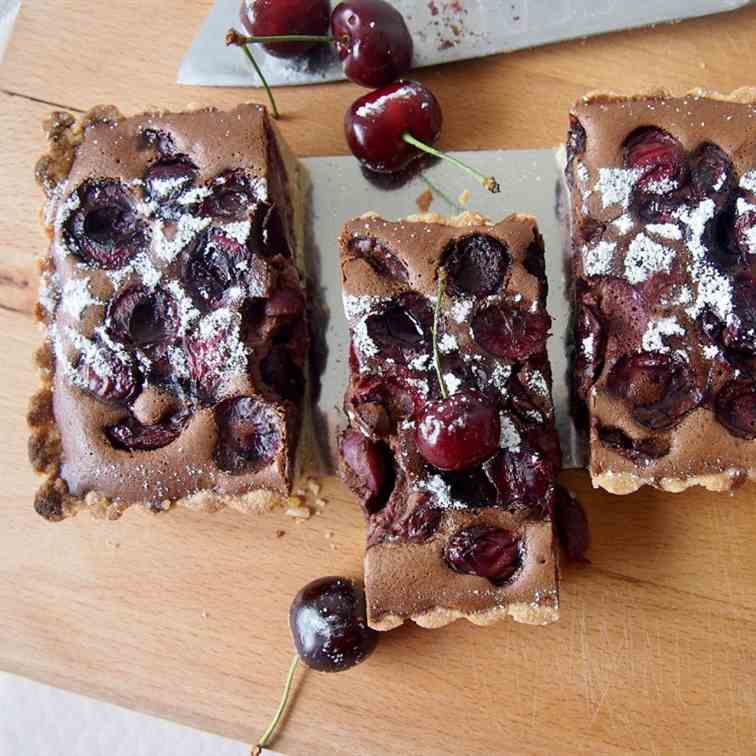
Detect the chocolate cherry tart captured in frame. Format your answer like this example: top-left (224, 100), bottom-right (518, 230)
top-left (250, 576), bottom-right (378, 755)
top-left (345, 80), bottom-right (500, 192)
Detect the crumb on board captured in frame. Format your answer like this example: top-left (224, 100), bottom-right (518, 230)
top-left (286, 496), bottom-right (312, 519)
top-left (275, 529), bottom-right (286, 538)
top-left (105, 539), bottom-right (120, 549)
top-left (306, 479), bottom-right (321, 496)
top-left (458, 189), bottom-right (470, 206)
top-left (416, 188), bottom-right (433, 212)
top-left (324, 529), bottom-right (335, 539)
top-left (315, 498), bottom-right (327, 508)
top-left (202, 610), bottom-right (209, 619)
top-left (329, 543), bottom-right (336, 551)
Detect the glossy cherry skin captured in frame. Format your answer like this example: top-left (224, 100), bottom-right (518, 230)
top-left (331, 0), bottom-right (413, 87)
top-left (345, 80), bottom-right (442, 174)
top-left (239, 0), bottom-right (331, 58)
top-left (289, 576), bottom-right (378, 673)
top-left (415, 389), bottom-right (500, 471)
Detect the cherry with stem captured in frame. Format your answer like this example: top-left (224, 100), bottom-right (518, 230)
top-left (226, 29), bottom-right (283, 118)
top-left (251, 655), bottom-right (301, 756)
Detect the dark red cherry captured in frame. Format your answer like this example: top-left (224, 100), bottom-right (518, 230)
top-left (331, 0), bottom-right (413, 88)
top-left (348, 376), bottom-right (419, 438)
top-left (345, 81), bottom-right (442, 174)
top-left (723, 272), bottom-right (756, 353)
top-left (239, 0), bottom-right (331, 58)
top-left (416, 389), bottom-right (500, 471)
top-left (597, 424), bottom-right (670, 464)
top-left (264, 286), bottom-right (305, 318)
top-left (490, 445), bottom-right (553, 507)
top-left (340, 429), bottom-right (394, 514)
top-left (689, 142), bottom-right (734, 210)
top-left (445, 525), bottom-right (520, 583)
top-left (715, 379), bottom-right (756, 439)
top-left (143, 155), bottom-right (198, 207)
top-left (289, 576), bottom-right (378, 673)
top-left (442, 234), bottom-right (510, 297)
top-left (64, 180), bottom-right (147, 269)
top-left (406, 499), bottom-right (442, 543)
top-left (183, 228), bottom-right (260, 308)
top-left (553, 486), bottom-right (590, 563)
top-left (363, 292), bottom-right (432, 361)
top-left (75, 348), bottom-right (140, 405)
top-left (472, 302), bottom-right (550, 361)
top-left (348, 236), bottom-right (409, 283)
top-left (107, 412), bottom-right (186, 452)
top-left (607, 352), bottom-right (701, 430)
top-left (213, 396), bottom-right (283, 473)
top-left (260, 342), bottom-right (305, 401)
top-left (107, 286), bottom-right (179, 348)
top-left (200, 169), bottom-right (261, 221)
top-left (624, 126), bottom-right (687, 195)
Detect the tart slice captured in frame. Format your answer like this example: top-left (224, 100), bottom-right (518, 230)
top-left (29, 103), bottom-right (308, 520)
top-left (338, 212), bottom-right (560, 629)
top-left (565, 89), bottom-right (756, 494)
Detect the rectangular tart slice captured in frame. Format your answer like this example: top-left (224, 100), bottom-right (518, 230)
top-left (338, 211), bottom-right (560, 630)
top-left (28, 104), bottom-right (307, 520)
top-left (565, 89), bottom-right (756, 494)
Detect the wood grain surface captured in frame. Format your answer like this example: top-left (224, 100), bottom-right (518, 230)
top-left (1, 2), bottom-right (756, 754)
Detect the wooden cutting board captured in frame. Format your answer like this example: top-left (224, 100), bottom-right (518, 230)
top-left (1, 3), bottom-right (755, 754)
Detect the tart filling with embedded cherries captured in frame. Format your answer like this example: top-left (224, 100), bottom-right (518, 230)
top-left (566, 89), bottom-right (756, 494)
top-left (28, 104), bottom-right (307, 520)
top-left (338, 212), bottom-right (560, 630)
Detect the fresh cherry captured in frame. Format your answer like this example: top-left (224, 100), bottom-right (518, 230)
top-left (416, 390), bottom-right (500, 471)
top-left (715, 379), bottom-right (756, 439)
top-left (607, 352), bottom-right (701, 431)
top-left (345, 80), bottom-right (500, 190)
top-left (445, 525), bottom-right (520, 583)
top-left (340, 429), bottom-right (394, 514)
top-left (289, 576), bottom-right (378, 673)
top-left (442, 234), bottom-right (510, 297)
top-left (331, 0), bottom-right (413, 88)
top-left (64, 180), bottom-right (147, 269)
top-left (472, 301), bottom-right (550, 361)
top-left (239, 0), bottom-right (331, 58)
top-left (213, 396), bottom-right (283, 473)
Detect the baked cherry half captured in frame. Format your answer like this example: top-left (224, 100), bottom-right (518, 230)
top-left (715, 379), bottom-right (756, 440)
top-left (339, 429), bottom-right (395, 514)
top-left (75, 347), bottom-right (141, 405)
top-left (289, 576), bottom-right (378, 673)
top-left (607, 352), bottom-right (702, 431)
top-left (213, 396), bottom-right (284, 473)
top-left (416, 389), bottom-right (500, 471)
top-left (442, 234), bottom-right (510, 297)
top-left (624, 126), bottom-right (687, 195)
top-left (107, 412), bottom-right (186, 452)
top-left (344, 80), bottom-right (500, 190)
top-left (107, 285), bottom-right (179, 349)
top-left (143, 155), bottom-right (198, 209)
top-left (331, 0), bottom-right (413, 87)
top-left (239, 0), bottom-right (331, 58)
top-left (445, 525), bottom-right (521, 584)
top-left (64, 179), bottom-right (147, 269)
top-left (200, 169), bottom-right (261, 221)
top-left (472, 302), bottom-right (550, 361)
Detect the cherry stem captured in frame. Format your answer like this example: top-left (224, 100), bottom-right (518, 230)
top-left (234, 33), bottom-right (336, 45)
top-left (252, 655), bottom-right (301, 755)
top-left (402, 133), bottom-right (500, 194)
top-left (432, 269), bottom-right (449, 400)
top-left (226, 29), bottom-right (280, 119)
top-left (419, 174), bottom-right (466, 213)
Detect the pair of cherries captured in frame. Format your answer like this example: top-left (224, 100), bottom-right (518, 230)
top-left (228, 0), bottom-right (499, 189)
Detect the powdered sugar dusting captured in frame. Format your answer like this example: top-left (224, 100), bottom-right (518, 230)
top-left (355, 84), bottom-right (417, 119)
top-left (613, 214), bottom-right (634, 235)
top-left (443, 372), bottom-right (462, 394)
top-left (490, 363), bottom-right (512, 394)
top-left (642, 316), bottom-right (685, 353)
top-left (582, 241), bottom-right (616, 277)
top-left (499, 414), bottom-right (521, 452)
top-left (438, 332), bottom-right (458, 353)
top-left (153, 213), bottom-right (211, 263)
top-left (596, 167), bottom-right (642, 209)
top-left (61, 277), bottom-right (101, 319)
top-left (740, 171), bottom-right (756, 193)
top-left (343, 294), bottom-right (389, 322)
top-left (165, 281), bottom-right (200, 335)
top-left (624, 233), bottom-right (675, 284)
top-left (450, 298), bottom-right (474, 324)
top-left (646, 223), bottom-right (682, 240)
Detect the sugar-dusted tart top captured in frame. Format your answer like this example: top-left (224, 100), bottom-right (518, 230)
top-left (29, 104), bottom-right (306, 519)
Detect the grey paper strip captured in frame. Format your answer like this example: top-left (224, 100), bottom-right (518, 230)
top-left (178, 0), bottom-right (751, 87)
top-left (302, 148), bottom-right (584, 470)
